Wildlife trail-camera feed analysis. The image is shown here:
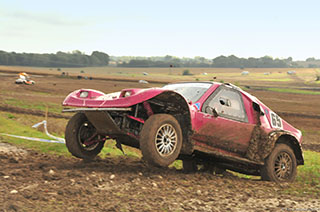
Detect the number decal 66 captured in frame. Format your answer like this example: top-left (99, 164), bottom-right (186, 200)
top-left (270, 111), bottom-right (282, 129)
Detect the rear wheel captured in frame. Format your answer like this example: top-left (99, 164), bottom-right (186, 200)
top-left (261, 143), bottom-right (297, 183)
top-left (140, 114), bottom-right (182, 167)
top-left (65, 113), bottom-right (105, 159)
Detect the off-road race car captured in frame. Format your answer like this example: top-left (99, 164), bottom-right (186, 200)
top-left (62, 82), bottom-right (303, 183)
top-left (15, 72), bottom-right (35, 85)
top-left (15, 78), bottom-right (35, 85)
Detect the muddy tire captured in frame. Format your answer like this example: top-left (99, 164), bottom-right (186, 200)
top-left (140, 114), bottom-right (182, 167)
top-left (65, 113), bottom-right (105, 159)
top-left (261, 143), bottom-right (297, 183)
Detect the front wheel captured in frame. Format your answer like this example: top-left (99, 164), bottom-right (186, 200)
top-left (261, 143), bottom-right (297, 183)
top-left (140, 114), bottom-right (183, 167)
top-left (65, 113), bottom-right (105, 159)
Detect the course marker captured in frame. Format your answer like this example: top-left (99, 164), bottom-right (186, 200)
top-left (0, 133), bottom-right (65, 144)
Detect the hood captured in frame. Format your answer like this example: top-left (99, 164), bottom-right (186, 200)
top-left (62, 87), bottom-right (167, 108)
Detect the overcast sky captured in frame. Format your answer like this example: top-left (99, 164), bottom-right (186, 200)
top-left (1, 0), bottom-right (319, 60)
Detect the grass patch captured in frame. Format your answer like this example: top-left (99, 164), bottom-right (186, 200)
top-left (170, 160), bottom-right (183, 170)
top-left (0, 112), bottom-right (68, 155)
top-left (236, 150), bottom-right (320, 197)
top-left (267, 88), bottom-right (320, 95)
top-left (255, 78), bottom-right (292, 82)
top-left (102, 140), bottom-right (140, 158)
top-left (3, 97), bottom-right (63, 113)
top-left (0, 113), bottom-right (53, 139)
top-left (284, 150), bottom-right (320, 196)
top-left (0, 112), bottom-right (139, 157)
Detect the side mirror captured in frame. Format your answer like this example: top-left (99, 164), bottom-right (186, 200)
top-left (205, 106), bottom-right (219, 117)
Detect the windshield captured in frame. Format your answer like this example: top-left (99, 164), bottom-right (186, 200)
top-left (163, 82), bottom-right (212, 102)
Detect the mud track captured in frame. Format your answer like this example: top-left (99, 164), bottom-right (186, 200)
top-left (0, 143), bottom-right (319, 212)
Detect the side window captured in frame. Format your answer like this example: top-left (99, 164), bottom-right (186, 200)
top-left (203, 87), bottom-right (248, 122)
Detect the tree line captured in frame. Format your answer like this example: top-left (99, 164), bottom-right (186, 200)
top-left (1, 50), bottom-right (320, 68)
top-left (0, 50), bottom-right (109, 67)
top-left (116, 55), bottom-right (320, 68)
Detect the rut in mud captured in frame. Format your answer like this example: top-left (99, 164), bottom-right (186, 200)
top-left (0, 144), bottom-right (319, 212)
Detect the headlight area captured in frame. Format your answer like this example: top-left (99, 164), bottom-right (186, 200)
top-left (124, 91), bottom-right (131, 97)
top-left (120, 91), bottom-right (132, 98)
top-left (79, 91), bottom-right (89, 98)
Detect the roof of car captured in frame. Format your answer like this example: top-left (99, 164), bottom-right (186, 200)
top-left (165, 81), bottom-right (259, 102)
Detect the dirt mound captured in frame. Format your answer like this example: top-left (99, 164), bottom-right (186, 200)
top-left (1, 143), bottom-right (319, 211)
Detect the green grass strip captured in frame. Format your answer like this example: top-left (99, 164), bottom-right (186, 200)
top-left (0, 112), bottom-right (139, 157)
top-left (267, 88), bottom-right (320, 95)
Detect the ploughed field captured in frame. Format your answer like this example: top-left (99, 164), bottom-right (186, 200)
top-left (0, 67), bottom-right (319, 211)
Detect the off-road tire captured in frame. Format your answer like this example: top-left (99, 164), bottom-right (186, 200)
top-left (65, 113), bottom-right (105, 159)
top-left (140, 114), bottom-right (183, 167)
top-left (261, 143), bottom-right (297, 183)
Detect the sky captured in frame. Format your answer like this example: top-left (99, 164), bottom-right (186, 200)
top-left (1, 0), bottom-right (320, 60)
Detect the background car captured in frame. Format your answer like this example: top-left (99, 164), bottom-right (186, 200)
top-left (15, 72), bottom-right (35, 85)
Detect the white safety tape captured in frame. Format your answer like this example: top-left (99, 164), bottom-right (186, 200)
top-left (32, 120), bottom-right (65, 143)
top-left (0, 133), bottom-right (65, 144)
top-left (0, 120), bottom-right (65, 144)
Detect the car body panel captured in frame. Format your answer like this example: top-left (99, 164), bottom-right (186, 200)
top-left (192, 113), bottom-right (255, 156)
top-left (63, 88), bottom-right (167, 108)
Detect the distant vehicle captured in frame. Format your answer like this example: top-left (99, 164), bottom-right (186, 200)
top-left (15, 72), bottom-right (35, 85)
top-left (138, 80), bottom-right (149, 84)
top-left (62, 82), bottom-right (303, 183)
top-left (241, 71), bottom-right (249, 75)
top-left (287, 70), bottom-right (296, 75)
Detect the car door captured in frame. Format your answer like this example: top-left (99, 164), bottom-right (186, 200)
top-left (192, 86), bottom-right (255, 156)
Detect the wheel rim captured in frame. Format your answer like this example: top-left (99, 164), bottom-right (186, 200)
top-left (154, 124), bottom-right (177, 156)
top-left (78, 122), bottom-right (99, 151)
top-left (274, 151), bottom-right (293, 181)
